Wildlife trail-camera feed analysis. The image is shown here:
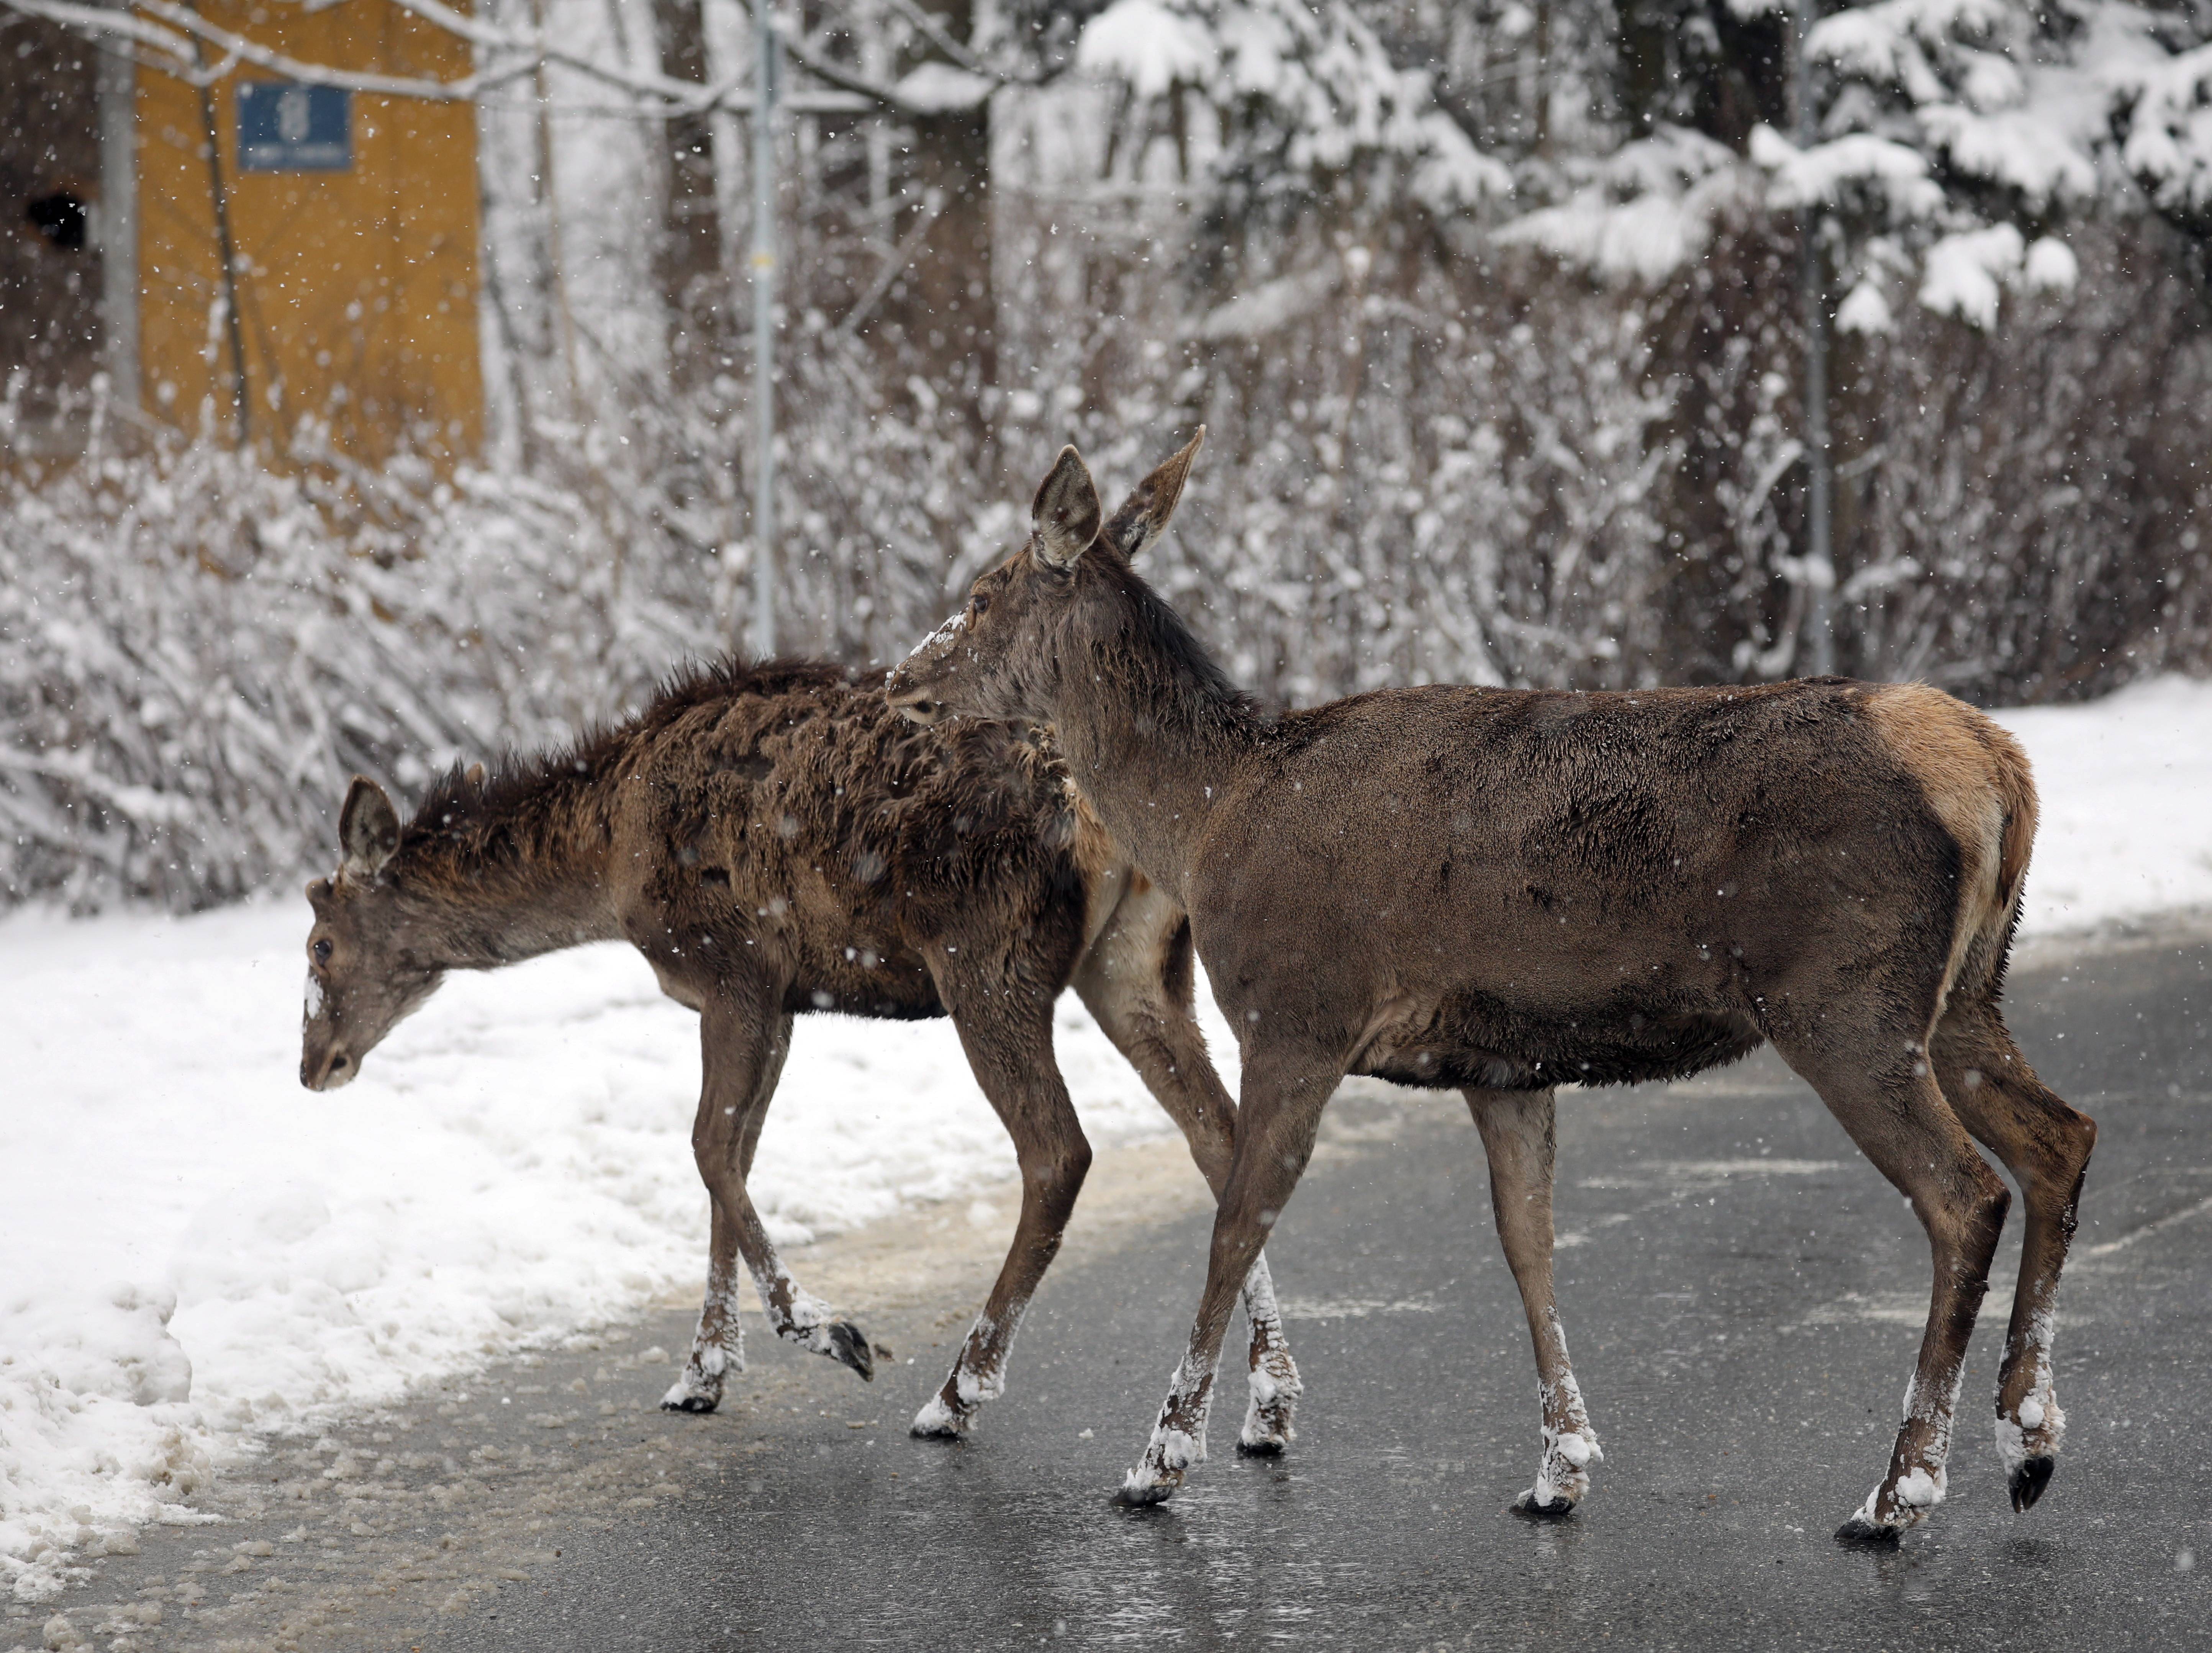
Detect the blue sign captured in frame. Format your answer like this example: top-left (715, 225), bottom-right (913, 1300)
top-left (237, 82), bottom-right (351, 173)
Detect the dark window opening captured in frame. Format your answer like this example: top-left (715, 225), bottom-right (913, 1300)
top-left (26, 190), bottom-right (87, 250)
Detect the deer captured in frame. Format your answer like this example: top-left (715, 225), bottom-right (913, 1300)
top-left (298, 657), bottom-right (1302, 1449)
top-left (885, 431), bottom-right (2099, 1545)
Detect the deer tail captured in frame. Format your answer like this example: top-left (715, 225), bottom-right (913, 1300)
top-left (1960, 711), bottom-right (2039, 1006)
top-left (1989, 725), bottom-right (2038, 928)
top-left (1863, 682), bottom-right (2038, 1011)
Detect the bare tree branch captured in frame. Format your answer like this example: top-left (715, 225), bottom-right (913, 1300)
top-left (777, 20), bottom-right (1009, 114)
top-left (874, 0), bottom-right (988, 78)
top-left (0, 0), bottom-right (875, 115)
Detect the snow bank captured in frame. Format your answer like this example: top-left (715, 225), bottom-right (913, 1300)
top-left (1078, 0), bottom-right (1217, 99)
top-left (0, 903), bottom-right (1237, 1601)
top-left (2, 675), bottom-right (2207, 1597)
top-left (1991, 675), bottom-right (2212, 937)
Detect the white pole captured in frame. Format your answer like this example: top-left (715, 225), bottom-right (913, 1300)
top-left (1796, 0), bottom-right (1836, 677)
top-left (97, 12), bottom-right (139, 411)
top-left (749, 1), bottom-right (779, 660)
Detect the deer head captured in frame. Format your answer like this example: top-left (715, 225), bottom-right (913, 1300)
top-left (300, 776), bottom-right (446, 1090)
top-left (885, 430), bottom-right (1203, 727)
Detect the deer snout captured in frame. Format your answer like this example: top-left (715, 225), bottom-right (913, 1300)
top-left (301, 1044), bottom-right (357, 1091)
top-left (884, 679), bottom-right (946, 726)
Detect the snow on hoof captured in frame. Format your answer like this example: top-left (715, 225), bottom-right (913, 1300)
top-left (911, 1354), bottom-right (1003, 1439)
top-left (1835, 1469), bottom-right (1942, 1545)
top-left (659, 1347), bottom-right (732, 1414)
top-left (1514, 1423), bottom-right (1601, 1515)
top-left (824, 1319), bottom-right (875, 1381)
top-left (909, 1392), bottom-right (973, 1440)
top-left (659, 1382), bottom-right (719, 1414)
top-left (1996, 1389), bottom-right (2064, 1512)
top-left (1118, 1422), bottom-right (1202, 1505)
top-left (1235, 1354), bottom-right (1301, 1456)
top-left (2009, 1455), bottom-right (2056, 1512)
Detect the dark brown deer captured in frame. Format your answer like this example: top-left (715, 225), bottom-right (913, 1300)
top-left (298, 658), bottom-right (1301, 1447)
top-left (885, 433), bottom-right (2097, 1544)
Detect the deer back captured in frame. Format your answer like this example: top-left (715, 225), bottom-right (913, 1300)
top-left (604, 664), bottom-right (1093, 1016)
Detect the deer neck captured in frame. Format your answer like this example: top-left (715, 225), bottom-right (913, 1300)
top-left (1047, 578), bottom-right (1259, 898)
top-left (389, 774), bottom-right (623, 972)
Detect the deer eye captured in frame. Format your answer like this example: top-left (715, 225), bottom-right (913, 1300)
top-left (972, 592), bottom-right (991, 617)
top-left (313, 938), bottom-right (333, 966)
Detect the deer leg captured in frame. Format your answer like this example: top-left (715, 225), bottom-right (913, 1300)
top-left (1073, 944), bottom-right (1303, 1455)
top-left (1231, 1250), bottom-right (1301, 1455)
top-left (663, 1009), bottom-right (794, 1412)
top-left (1119, 1050), bottom-right (1336, 1505)
top-left (662, 1198), bottom-right (745, 1413)
top-left (1464, 1085), bottom-right (1601, 1516)
top-left (688, 993), bottom-right (874, 1386)
top-left (1778, 1031), bottom-right (2010, 1543)
top-left (1932, 996), bottom-right (2097, 1513)
top-left (912, 990), bottom-right (1092, 1439)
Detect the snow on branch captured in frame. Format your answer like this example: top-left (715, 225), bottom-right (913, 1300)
top-left (2109, 39), bottom-right (2212, 219)
top-left (1748, 124), bottom-right (1942, 216)
top-left (1496, 128), bottom-right (1755, 282)
top-left (1807, 0), bottom-right (2139, 211)
top-left (1188, 261), bottom-right (1341, 339)
top-left (1073, 0), bottom-right (1511, 211)
top-left (1496, 0), bottom-right (2193, 324)
top-left (11, 0), bottom-right (490, 97)
top-left (1079, 0), bottom-right (1217, 98)
top-left (1918, 223), bottom-right (2080, 324)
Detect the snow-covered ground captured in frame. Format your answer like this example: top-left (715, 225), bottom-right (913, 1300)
top-left (4, 674), bottom-right (2210, 1600)
top-left (1987, 676), bottom-right (2212, 935)
top-left (0, 907), bottom-right (1247, 1602)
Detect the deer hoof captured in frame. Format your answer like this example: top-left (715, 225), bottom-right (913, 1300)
top-left (910, 1393), bottom-right (973, 1440)
top-left (1834, 1512), bottom-right (1904, 1547)
top-left (1119, 1421), bottom-right (1200, 1505)
top-left (1237, 1358), bottom-right (1300, 1455)
top-left (1235, 1394), bottom-right (1293, 1455)
top-left (1510, 1488), bottom-right (1576, 1520)
top-left (659, 1371), bottom-right (723, 1414)
top-left (1115, 1467), bottom-right (1183, 1507)
top-left (1836, 1471), bottom-right (1938, 1544)
top-left (2009, 1455), bottom-right (2056, 1512)
top-left (826, 1320), bottom-right (875, 1381)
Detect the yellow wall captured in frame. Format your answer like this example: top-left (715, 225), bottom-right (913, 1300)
top-left (135, 0), bottom-right (482, 460)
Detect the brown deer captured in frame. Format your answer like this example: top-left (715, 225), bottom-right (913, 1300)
top-left (885, 433), bottom-right (2097, 1544)
top-left (298, 658), bottom-right (1301, 1447)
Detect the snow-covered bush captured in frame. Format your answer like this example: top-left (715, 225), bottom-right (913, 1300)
top-left (0, 392), bottom-right (713, 910)
top-left (0, 325), bottom-right (1019, 913)
top-left (1829, 221), bottom-right (2212, 691)
top-left (1057, 4), bottom-right (2212, 702)
top-left (6, 0), bottom-right (2208, 914)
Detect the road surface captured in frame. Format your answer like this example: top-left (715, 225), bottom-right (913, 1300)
top-left (28, 928), bottom-right (2207, 1652)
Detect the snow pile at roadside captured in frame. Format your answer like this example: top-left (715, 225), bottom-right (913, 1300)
top-left (0, 902), bottom-right (1239, 1601)
top-left (1991, 674), bottom-right (2212, 936)
top-left (3, 673), bottom-right (2208, 1598)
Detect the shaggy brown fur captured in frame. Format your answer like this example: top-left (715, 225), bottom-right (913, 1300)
top-left (887, 434), bottom-right (2096, 1542)
top-left (300, 658), bottom-right (1301, 1444)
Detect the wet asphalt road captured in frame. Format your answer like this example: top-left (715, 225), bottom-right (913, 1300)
top-left (424, 936), bottom-right (2210, 1652)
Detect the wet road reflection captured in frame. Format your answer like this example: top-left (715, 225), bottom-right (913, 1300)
top-left (433, 939), bottom-right (2209, 1650)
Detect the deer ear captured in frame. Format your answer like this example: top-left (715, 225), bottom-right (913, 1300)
top-left (1101, 427), bottom-right (1204, 561)
top-left (1030, 445), bottom-right (1102, 570)
top-left (464, 761), bottom-right (487, 789)
top-left (339, 776), bottom-right (400, 878)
